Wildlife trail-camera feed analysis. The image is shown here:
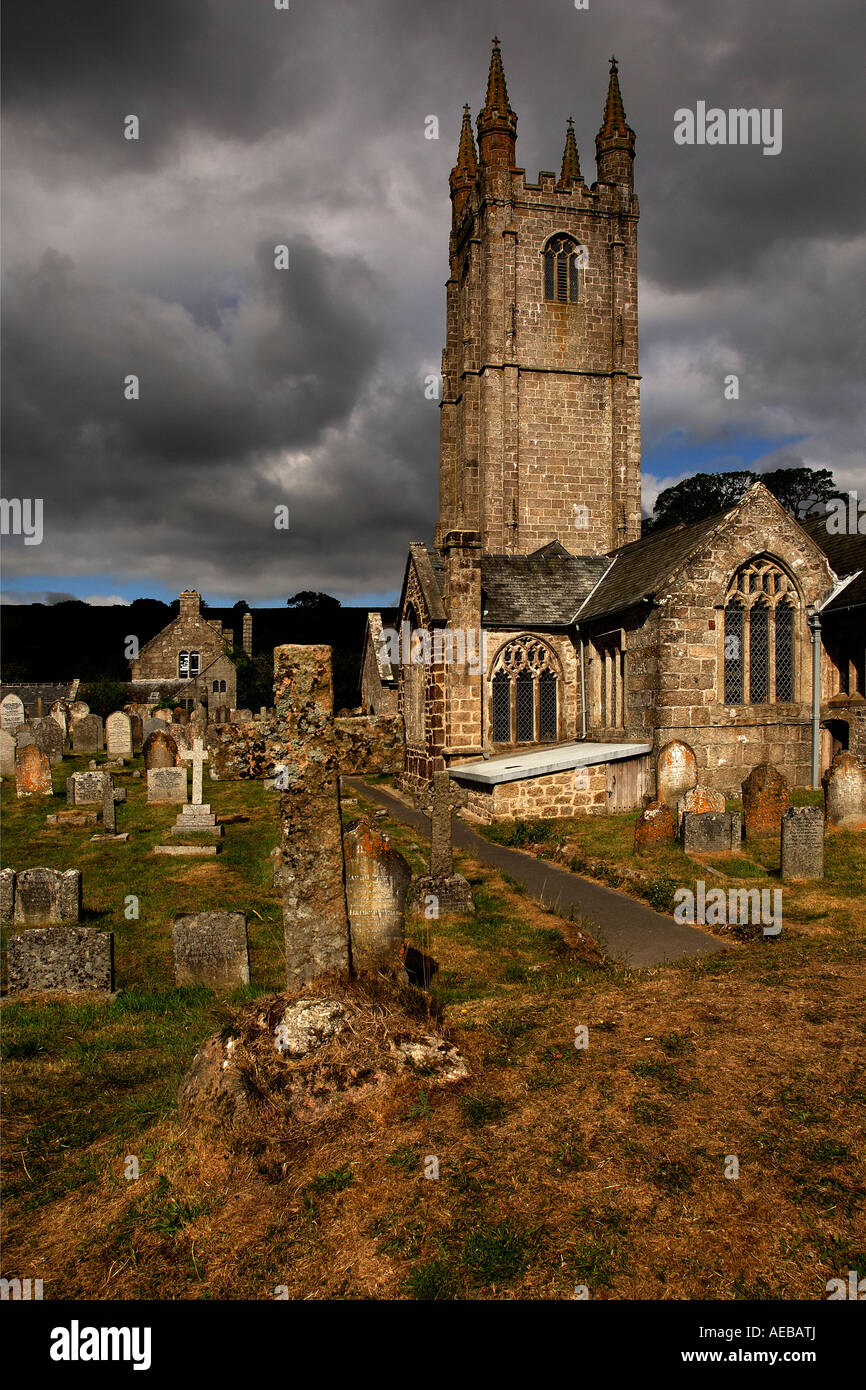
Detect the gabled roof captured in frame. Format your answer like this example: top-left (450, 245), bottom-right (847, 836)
top-left (482, 551), bottom-right (609, 625)
top-left (576, 511), bottom-right (727, 622)
top-left (800, 513), bottom-right (866, 610)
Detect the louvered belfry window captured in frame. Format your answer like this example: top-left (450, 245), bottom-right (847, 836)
top-left (722, 559), bottom-right (799, 706)
top-left (544, 235), bottom-right (580, 303)
top-left (489, 637), bottom-right (559, 744)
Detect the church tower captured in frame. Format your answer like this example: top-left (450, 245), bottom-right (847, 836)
top-left (436, 43), bottom-right (641, 557)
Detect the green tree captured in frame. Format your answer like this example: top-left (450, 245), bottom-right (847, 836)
top-left (644, 465), bottom-right (842, 534)
top-left (286, 591), bottom-right (341, 612)
top-left (79, 676), bottom-right (129, 718)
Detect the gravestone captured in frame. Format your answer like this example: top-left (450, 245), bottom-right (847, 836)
top-left (67, 701), bottom-right (90, 728)
top-left (656, 739), bottom-right (698, 810)
top-left (99, 772), bottom-right (126, 836)
top-left (343, 818), bottom-right (412, 973)
top-left (681, 811), bottom-right (741, 854)
top-left (822, 752), bottom-right (866, 829)
top-left (142, 717), bottom-right (164, 741)
top-left (130, 714), bottom-right (144, 753)
top-left (30, 717), bottom-right (63, 764)
top-left (49, 702), bottom-right (68, 738)
top-left (66, 770), bottom-right (106, 805)
top-left (633, 800), bottom-right (676, 852)
top-left (781, 806), bottom-right (824, 881)
top-left (174, 708), bottom-right (190, 726)
top-left (11, 867), bottom-right (82, 924)
top-left (1, 868), bottom-right (15, 921)
top-left (15, 725), bottom-right (35, 753)
top-left (742, 763), bottom-right (790, 839)
top-left (7, 928), bottom-right (114, 994)
top-left (105, 711), bottom-right (133, 757)
top-left (72, 715), bottom-right (103, 754)
top-left (169, 722), bottom-right (193, 751)
top-left (413, 771), bottom-right (474, 914)
top-left (0, 729), bottom-right (15, 779)
top-left (0, 693), bottom-right (26, 731)
top-left (15, 744), bottom-right (53, 798)
top-left (153, 709), bottom-right (172, 724)
top-left (168, 739), bottom-right (221, 835)
top-left (172, 912), bottom-right (250, 990)
top-left (676, 783), bottom-right (725, 828)
top-left (235, 709), bottom-right (252, 724)
top-left (147, 766), bottom-right (188, 804)
top-left (143, 729), bottom-right (179, 770)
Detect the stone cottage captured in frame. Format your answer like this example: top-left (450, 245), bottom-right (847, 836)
top-left (128, 590), bottom-right (248, 713)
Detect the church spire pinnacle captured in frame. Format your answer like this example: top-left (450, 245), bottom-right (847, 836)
top-left (476, 36), bottom-right (517, 170)
top-left (595, 56), bottom-right (635, 186)
top-left (449, 104), bottom-right (477, 218)
top-left (558, 116), bottom-right (583, 187)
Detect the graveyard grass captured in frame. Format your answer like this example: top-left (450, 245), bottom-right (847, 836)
top-left (1, 763), bottom-right (865, 1300)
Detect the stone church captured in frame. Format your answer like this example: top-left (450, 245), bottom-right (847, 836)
top-left (361, 40), bottom-right (865, 820)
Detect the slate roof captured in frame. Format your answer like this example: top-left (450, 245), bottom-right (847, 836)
top-left (799, 515), bottom-right (866, 611)
top-left (0, 681), bottom-right (79, 715)
top-left (576, 512), bottom-right (727, 622)
top-left (481, 551), bottom-right (610, 626)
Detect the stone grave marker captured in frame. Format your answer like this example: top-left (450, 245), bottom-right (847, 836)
top-left (93, 772), bottom-right (127, 839)
top-left (633, 800), bottom-right (676, 851)
top-left (10, 867), bottom-right (82, 924)
top-left (343, 818), bottom-right (412, 973)
top-left (15, 744), bottom-right (53, 798)
top-left (172, 912), bottom-right (250, 990)
top-left (143, 729), bottom-right (179, 770)
top-left (0, 693), bottom-right (25, 732)
top-left (67, 770), bottom-right (106, 805)
top-left (822, 752), bottom-right (866, 829)
top-left (30, 717), bottom-right (63, 764)
top-left (168, 739), bottom-right (221, 835)
top-left (105, 711), bottom-right (133, 757)
top-left (15, 725), bottom-right (35, 753)
top-left (742, 763), bottom-right (790, 839)
top-left (130, 714), bottom-right (144, 753)
top-left (781, 806), bottom-right (824, 880)
top-left (413, 770), bottom-right (474, 914)
top-left (169, 722), bottom-right (193, 751)
top-left (142, 717), bottom-right (164, 741)
top-left (1, 868), bottom-right (15, 921)
top-left (656, 739), bottom-right (698, 811)
top-left (72, 714), bottom-right (103, 754)
top-left (147, 766), bottom-right (188, 804)
top-left (7, 928), bottom-right (114, 994)
top-left (681, 811), bottom-right (741, 854)
top-left (0, 729), bottom-right (15, 778)
top-left (68, 701), bottom-right (90, 728)
top-left (49, 702), bottom-right (68, 738)
top-left (676, 783), bottom-right (725, 827)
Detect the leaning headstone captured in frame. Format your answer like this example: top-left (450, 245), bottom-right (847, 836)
top-left (681, 811), bottom-right (741, 854)
top-left (656, 739), bottom-right (698, 810)
top-left (105, 711), bottom-right (133, 757)
top-left (130, 714), bottom-right (144, 754)
top-left (66, 770), bottom-right (106, 805)
top-left (72, 714), bottom-right (103, 754)
top-left (12, 867), bottom-right (82, 924)
top-left (147, 766), bottom-right (188, 804)
top-left (781, 806), bottom-right (825, 881)
top-left (7, 928), bottom-right (114, 994)
top-left (0, 729), bottom-right (15, 778)
top-left (413, 771), bottom-right (474, 914)
top-left (822, 752), bottom-right (866, 829)
top-left (143, 729), bottom-right (179, 770)
top-left (0, 693), bottom-right (26, 732)
top-left (343, 818), bottom-right (412, 973)
top-left (676, 783), bottom-right (725, 827)
top-left (30, 717), bottom-right (63, 764)
top-left (633, 800), bottom-right (676, 852)
top-left (742, 763), bottom-right (790, 839)
top-left (172, 913), bottom-right (250, 990)
top-left (15, 744), bottom-right (53, 798)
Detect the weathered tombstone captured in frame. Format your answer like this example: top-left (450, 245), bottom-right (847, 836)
top-left (169, 739), bottom-right (220, 834)
top-left (130, 714), bottom-right (144, 754)
top-left (153, 709), bottom-right (172, 724)
top-left (174, 707), bottom-right (190, 726)
top-left (171, 913), bottom-right (250, 990)
top-left (49, 702), bottom-right (68, 738)
top-left (0, 729), bottom-right (15, 779)
top-left (142, 717), bottom-right (164, 741)
top-left (143, 729), bottom-right (179, 770)
top-left (15, 744), bottom-right (53, 798)
top-left (11, 867), bottom-right (82, 924)
top-left (656, 739), bottom-right (698, 811)
top-left (100, 773), bottom-right (121, 835)
top-left (15, 725), bottom-right (35, 753)
top-left (72, 714), bottom-right (103, 754)
top-left (168, 722), bottom-right (193, 751)
top-left (30, 717), bottom-right (63, 764)
top-left (66, 770), bottom-right (106, 805)
top-left (0, 693), bottom-right (26, 731)
top-left (781, 806), bottom-right (825, 881)
top-left (413, 771), bottom-right (474, 914)
top-left (681, 811), bottom-right (741, 853)
top-left (7, 928), bottom-right (114, 994)
top-left (677, 784), bottom-right (725, 826)
top-left (742, 763), bottom-right (790, 839)
top-left (67, 701), bottom-right (90, 728)
top-left (147, 766), bottom-right (188, 804)
top-left (633, 800), bottom-right (676, 852)
top-left (105, 711), bottom-right (133, 757)
top-left (1, 868), bottom-right (16, 921)
top-left (343, 818), bottom-right (412, 972)
top-left (822, 752), bottom-right (866, 829)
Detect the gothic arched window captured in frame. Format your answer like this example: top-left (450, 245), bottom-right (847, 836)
top-left (489, 637), bottom-right (560, 745)
top-left (543, 235), bottom-right (580, 303)
top-left (722, 559), bottom-right (799, 706)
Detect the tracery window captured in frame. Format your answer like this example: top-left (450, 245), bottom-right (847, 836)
top-left (489, 637), bottom-right (559, 744)
top-left (543, 234), bottom-right (581, 303)
top-left (722, 559), bottom-right (799, 705)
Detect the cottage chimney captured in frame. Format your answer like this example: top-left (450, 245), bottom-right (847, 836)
top-left (242, 611), bottom-right (253, 657)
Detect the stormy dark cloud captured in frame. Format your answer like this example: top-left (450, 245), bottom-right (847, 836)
top-left (2, 0), bottom-right (863, 603)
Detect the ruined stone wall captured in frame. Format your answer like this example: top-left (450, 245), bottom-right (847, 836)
top-left (360, 633), bottom-right (398, 716)
top-left (206, 710), bottom-right (403, 782)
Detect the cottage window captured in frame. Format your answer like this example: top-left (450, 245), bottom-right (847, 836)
top-left (489, 637), bottom-right (559, 745)
top-left (722, 559), bottom-right (799, 705)
top-left (178, 650), bottom-right (189, 678)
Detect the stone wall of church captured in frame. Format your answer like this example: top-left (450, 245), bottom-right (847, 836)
top-left (458, 762), bottom-right (608, 823)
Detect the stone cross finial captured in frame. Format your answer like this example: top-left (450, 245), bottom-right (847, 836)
top-left (417, 770), bottom-right (468, 879)
top-left (181, 738), bottom-right (209, 805)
